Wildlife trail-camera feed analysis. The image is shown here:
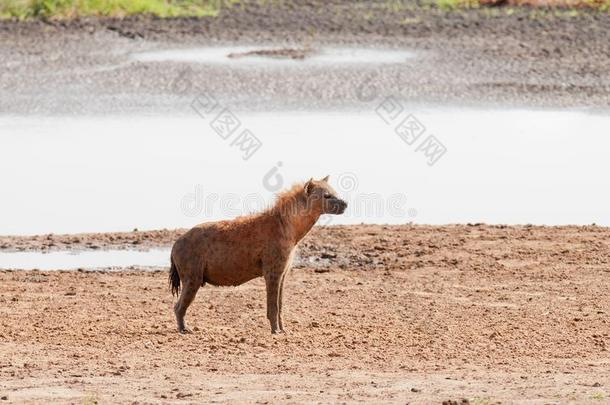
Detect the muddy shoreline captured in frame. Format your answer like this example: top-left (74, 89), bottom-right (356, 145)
top-left (2, 1), bottom-right (610, 114)
top-left (1, 224), bottom-right (609, 272)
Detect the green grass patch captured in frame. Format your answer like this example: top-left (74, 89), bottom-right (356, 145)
top-left (0, 0), bottom-right (230, 19)
top-left (436, 0), bottom-right (480, 10)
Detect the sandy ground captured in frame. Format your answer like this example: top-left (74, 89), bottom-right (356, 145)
top-left (1, 224), bottom-right (609, 403)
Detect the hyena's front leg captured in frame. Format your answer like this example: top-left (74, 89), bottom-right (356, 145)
top-left (264, 270), bottom-right (282, 334)
top-left (278, 271), bottom-right (287, 332)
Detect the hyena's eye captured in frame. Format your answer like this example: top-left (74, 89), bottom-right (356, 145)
top-left (324, 193), bottom-right (332, 199)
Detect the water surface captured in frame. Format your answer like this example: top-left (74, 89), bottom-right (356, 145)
top-left (0, 249), bottom-right (170, 271)
top-left (1, 108), bottom-right (608, 235)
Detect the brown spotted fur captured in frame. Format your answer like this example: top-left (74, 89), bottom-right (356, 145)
top-left (169, 176), bottom-right (347, 334)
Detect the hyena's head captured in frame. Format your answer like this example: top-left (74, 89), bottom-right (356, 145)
top-left (304, 175), bottom-right (348, 215)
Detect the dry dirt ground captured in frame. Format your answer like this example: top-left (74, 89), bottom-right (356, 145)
top-left (1, 225), bottom-right (609, 404)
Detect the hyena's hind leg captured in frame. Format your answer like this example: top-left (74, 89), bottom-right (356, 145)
top-left (174, 279), bottom-right (200, 334)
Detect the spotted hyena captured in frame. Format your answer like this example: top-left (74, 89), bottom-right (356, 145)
top-left (169, 176), bottom-right (347, 334)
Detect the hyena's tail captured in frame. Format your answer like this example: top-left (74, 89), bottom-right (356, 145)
top-left (169, 255), bottom-right (181, 297)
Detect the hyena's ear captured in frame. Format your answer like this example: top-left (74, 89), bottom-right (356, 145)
top-left (321, 175), bottom-right (330, 182)
top-left (304, 178), bottom-right (314, 195)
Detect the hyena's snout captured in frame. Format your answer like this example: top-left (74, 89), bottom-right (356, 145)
top-left (330, 199), bottom-right (348, 215)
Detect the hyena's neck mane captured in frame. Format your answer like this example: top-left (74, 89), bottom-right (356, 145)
top-left (267, 183), bottom-right (320, 243)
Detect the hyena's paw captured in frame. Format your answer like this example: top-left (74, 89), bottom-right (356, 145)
top-left (178, 327), bottom-right (193, 334)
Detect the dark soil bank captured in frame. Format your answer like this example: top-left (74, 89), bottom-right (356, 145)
top-left (1, 0), bottom-right (609, 114)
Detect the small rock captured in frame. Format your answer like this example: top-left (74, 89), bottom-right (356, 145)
top-left (411, 387), bottom-right (421, 393)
